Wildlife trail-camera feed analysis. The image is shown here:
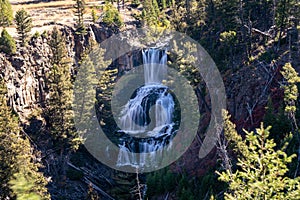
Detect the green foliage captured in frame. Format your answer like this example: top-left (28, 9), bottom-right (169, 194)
top-left (222, 110), bottom-right (248, 155)
top-left (91, 8), bottom-right (97, 23)
top-left (102, 3), bottom-right (123, 28)
top-left (73, 0), bottom-right (86, 35)
top-left (219, 111), bottom-right (300, 199)
top-left (0, 28), bottom-right (16, 54)
top-left (219, 30), bottom-right (238, 70)
top-left (220, 31), bottom-right (237, 45)
top-left (131, 0), bottom-right (141, 8)
top-left (212, 0), bottom-right (239, 31)
top-left (177, 175), bottom-right (193, 199)
top-left (161, 0), bottom-right (166, 9)
top-left (15, 9), bottom-right (32, 47)
top-left (0, 79), bottom-right (49, 199)
top-left (140, 0), bottom-right (171, 28)
top-left (263, 99), bottom-right (292, 146)
top-left (146, 168), bottom-right (225, 199)
top-left (41, 30), bottom-right (48, 39)
top-left (281, 63), bottom-right (300, 115)
top-left (0, 0), bottom-right (13, 27)
top-left (32, 31), bottom-right (40, 39)
top-left (276, 0), bottom-right (299, 29)
top-left (9, 173), bottom-right (42, 200)
top-left (97, 68), bottom-right (118, 127)
top-left (146, 168), bottom-right (177, 197)
top-left (48, 27), bottom-right (67, 66)
top-left (47, 27), bottom-right (82, 151)
top-left (74, 43), bottom-right (110, 136)
top-left (168, 40), bottom-right (200, 89)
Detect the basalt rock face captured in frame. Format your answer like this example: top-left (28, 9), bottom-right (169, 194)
top-left (0, 38), bottom-right (52, 121)
top-left (0, 26), bottom-right (74, 121)
top-left (0, 25), bottom-right (138, 122)
top-left (172, 60), bottom-right (284, 176)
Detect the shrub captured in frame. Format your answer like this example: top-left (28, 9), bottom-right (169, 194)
top-left (0, 29), bottom-right (16, 54)
top-left (0, 0), bottom-right (13, 27)
top-left (102, 3), bottom-right (123, 28)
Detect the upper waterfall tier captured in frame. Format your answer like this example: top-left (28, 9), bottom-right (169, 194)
top-left (142, 48), bottom-right (167, 85)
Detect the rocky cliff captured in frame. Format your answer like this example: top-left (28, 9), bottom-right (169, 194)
top-left (0, 22), bottom-right (297, 198)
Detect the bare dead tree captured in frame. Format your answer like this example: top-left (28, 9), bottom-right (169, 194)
top-left (216, 124), bottom-right (232, 174)
top-left (136, 168), bottom-right (143, 200)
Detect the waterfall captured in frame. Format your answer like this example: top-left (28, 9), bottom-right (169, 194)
top-left (116, 48), bottom-right (176, 169)
top-left (142, 48), bottom-right (167, 85)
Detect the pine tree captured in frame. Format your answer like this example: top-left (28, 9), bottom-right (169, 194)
top-left (91, 8), bottom-right (97, 24)
top-left (15, 8), bottom-right (32, 47)
top-left (280, 62), bottom-right (300, 176)
top-left (47, 27), bottom-right (81, 151)
top-left (263, 99), bottom-right (292, 146)
top-left (0, 28), bottom-right (16, 54)
top-left (0, 0), bottom-right (13, 27)
top-left (73, 0), bottom-right (86, 35)
top-left (9, 174), bottom-right (41, 200)
top-left (102, 3), bottom-right (123, 29)
top-left (218, 110), bottom-right (300, 199)
top-left (74, 52), bottom-right (98, 136)
top-left (141, 0), bottom-right (158, 26)
top-left (74, 39), bottom-right (111, 135)
top-left (46, 28), bottom-right (82, 187)
top-left (0, 79), bottom-right (49, 199)
top-left (48, 26), bottom-right (66, 66)
top-left (170, 0), bottom-right (206, 39)
top-left (281, 63), bottom-right (300, 120)
top-left (276, 0), bottom-right (299, 42)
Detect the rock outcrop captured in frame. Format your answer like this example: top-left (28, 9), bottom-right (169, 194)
top-left (0, 24), bottom-right (138, 122)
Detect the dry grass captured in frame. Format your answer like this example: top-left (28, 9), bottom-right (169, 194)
top-left (13, 1), bottom-right (75, 10)
top-left (12, 0), bottom-right (103, 11)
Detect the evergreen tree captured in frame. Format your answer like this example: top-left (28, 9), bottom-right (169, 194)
top-left (48, 26), bottom-right (66, 66)
top-left (73, 0), bottom-right (86, 35)
top-left (263, 99), bottom-right (292, 146)
top-left (46, 28), bottom-right (82, 188)
top-left (10, 171), bottom-right (44, 200)
top-left (141, 0), bottom-right (167, 27)
top-left (91, 8), bottom-right (97, 24)
top-left (102, 3), bottom-right (123, 29)
top-left (47, 27), bottom-right (81, 151)
top-left (0, 79), bottom-right (49, 199)
top-left (276, 0), bottom-right (299, 41)
top-left (281, 63), bottom-right (300, 120)
top-left (0, 0), bottom-right (13, 27)
top-left (213, 0), bottom-right (239, 31)
top-left (280, 62), bottom-right (300, 176)
top-left (218, 110), bottom-right (300, 199)
top-left (0, 28), bottom-right (16, 54)
top-left (15, 9), bottom-right (32, 47)
top-left (74, 52), bottom-right (98, 136)
top-left (170, 0), bottom-right (206, 39)
top-left (219, 30), bottom-right (237, 69)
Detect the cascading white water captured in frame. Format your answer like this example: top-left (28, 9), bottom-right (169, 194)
top-left (117, 48), bottom-right (175, 168)
top-left (143, 48), bottom-right (167, 84)
top-left (119, 85), bottom-right (174, 136)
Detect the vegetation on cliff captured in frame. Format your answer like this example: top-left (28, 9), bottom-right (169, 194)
top-left (0, 0), bottom-right (299, 199)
